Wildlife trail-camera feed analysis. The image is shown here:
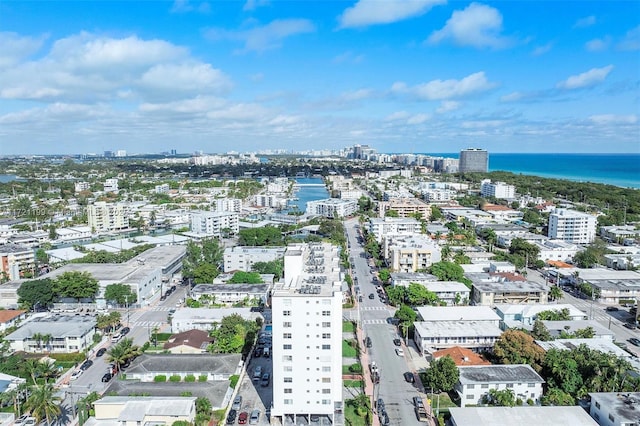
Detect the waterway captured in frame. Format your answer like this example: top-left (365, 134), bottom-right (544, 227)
top-left (288, 177), bottom-right (329, 214)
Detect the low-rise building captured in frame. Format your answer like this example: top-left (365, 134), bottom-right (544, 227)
top-left (223, 246), bottom-right (286, 273)
top-left (469, 275), bottom-right (549, 306)
top-left (367, 217), bottom-right (421, 243)
top-left (163, 330), bottom-right (213, 354)
top-left (4, 314), bottom-right (96, 353)
top-left (0, 309), bottom-right (26, 333)
top-left (455, 365), bottom-right (544, 407)
top-left (0, 244), bottom-right (34, 281)
top-left (414, 320), bottom-right (503, 354)
top-left (541, 320), bottom-right (615, 340)
top-left (536, 339), bottom-right (632, 360)
top-left (377, 197), bottom-right (431, 220)
top-left (589, 392), bottom-right (640, 426)
top-left (123, 353), bottom-right (241, 382)
top-left (171, 308), bottom-right (262, 333)
top-left (190, 211), bottom-right (239, 237)
top-left (431, 346), bottom-right (490, 366)
top-left (383, 234), bottom-right (441, 273)
top-left (449, 406), bottom-right (598, 426)
top-left (190, 283), bottom-right (270, 306)
top-left (87, 396), bottom-right (196, 426)
top-left (495, 303), bottom-right (588, 329)
top-left (415, 306), bottom-right (500, 324)
top-left (306, 198), bottom-right (358, 218)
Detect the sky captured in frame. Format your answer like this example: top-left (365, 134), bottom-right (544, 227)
top-left (0, 0), bottom-right (639, 155)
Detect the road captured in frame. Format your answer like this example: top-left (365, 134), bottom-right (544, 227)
top-left (344, 218), bottom-right (424, 425)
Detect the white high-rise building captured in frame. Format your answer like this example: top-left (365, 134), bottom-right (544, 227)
top-left (271, 243), bottom-right (344, 424)
top-left (87, 202), bottom-right (129, 232)
top-left (103, 178), bottom-right (119, 193)
top-left (548, 209), bottom-right (597, 244)
top-left (211, 198), bottom-right (242, 213)
top-left (480, 180), bottom-right (516, 200)
top-left (189, 211), bottom-right (239, 237)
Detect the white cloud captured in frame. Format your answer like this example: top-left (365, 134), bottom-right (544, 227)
top-left (332, 51), bottom-right (365, 64)
top-left (393, 71), bottom-right (497, 100)
top-left (385, 111), bottom-right (410, 121)
top-left (407, 113), bottom-right (431, 124)
top-left (139, 63), bottom-right (232, 94)
top-left (573, 15), bottom-right (596, 28)
top-left (140, 96), bottom-right (226, 114)
top-left (617, 25), bottom-right (640, 51)
top-left (338, 0), bottom-right (445, 29)
top-left (500, 92), bottom-right (525, 102)
top-left (427, 3), bottom-right (514, 49)
top-left (0, 32), bottom-right (47, 68)
top-left (556, 65), bottom-right (614, 90)
top-left (589, 114), bottom-right (638, 125)
top-left (243, 0), bottom-right (270, 12)
top-left (585, 36), bottom-right (611, 52)
top-left (436, 100), bottom-right (461, 113)
top-left (339, 89), bottom-right (374, 102)
top-left (170, 0), bottom-right (210, 14)
top-left (205, 19), bottom-right (315, 53)
top-left (532, 42), bottom-right (553, 56)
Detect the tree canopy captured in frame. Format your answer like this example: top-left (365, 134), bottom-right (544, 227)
top-left (104, 283), bottom-right (137, 305)
top-left (238, 226), bottom-right (283, 246)
top-left (493, 330), bottom-right (546, 372)
top-left (53, 271), bottom-right (99, 301)
top-left (208, 314), bottom-right (260, 354)
top-left (228, 271), bottom-right (263, 284)
top-left (421, 356), bottom-right (459, 393)
top-left (251, 259), bottom-right (284, 278)
top-left (183, 238), bottom-right (224, 283)
top-left (537, 308), bottom-right (571, 321)
top-left (17, 278), bottom-right (56, 309)
top-left (429, 261), bottom-right (465, 282)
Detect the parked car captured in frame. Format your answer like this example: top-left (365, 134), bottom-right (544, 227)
top-left (625, 322), bottom-right (638, 330)
top-left (80, 360), bottom-right (93, 370)
top-left (238, 411), bottom-right (249, 425)
top-left (395, 348), bottom-right (405, 357)
top-left (606, 306), bottom-right (619, 312)
top-left (96, 347), bottom-right (107, 357)
top-left (393, 338), bottom-right (401, 346)
top-left (226, 409), bottom-right (237, 425)
top-left (232, 395), bottom-right (242, 410)
top-left (253, 366), bottom-right (263, 381)
top-left (630, 338), bottom-right (640, 347)
top-left (249, 410), bottom-right (260, 425)
top-left (404, 371), bottom-right (415, 383)
top-left (261, 372), bottom-right (270, 387)
top-left (120, 327), bottom-right (130, 335)
top-left (70, 370), bottom-right (83, 381)
top-left (101, 373), bottom-right (112, 382)
top-left (365, 336), bottom-right (372, 348)
top-left (368, 293), bottom-right (375, 299)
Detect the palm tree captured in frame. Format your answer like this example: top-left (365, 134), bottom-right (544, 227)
top-left (31, 333), bottom-right (44, 352)
top-left (41, 334), bottom-right (52, 352)
top-left (38, 361), bottom-right (59, 384)
top-left (23, 358), bottom-right (42, 385)
top-left (23, 383), bottom-right (62, 425)
top-left (549, 286), bottom-right (563, 302)
top-left (107, 338), bottom-right (141, 372)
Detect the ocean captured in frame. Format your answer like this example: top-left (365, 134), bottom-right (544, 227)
top-left (430, 153), bottom-right (640, 189)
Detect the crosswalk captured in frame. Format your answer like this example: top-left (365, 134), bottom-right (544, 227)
top-left (362, 306), bottom-right (391, 311)
top-left (133, 320), bottom-right (165, 327)
top-left (362, 319), bottom-right (389, 325)
top-left (151, 306), bottom-right (173, 312)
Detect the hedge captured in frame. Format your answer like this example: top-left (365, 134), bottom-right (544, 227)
top-left (199, 375), bottom-right (208, 382)
top-left (169, 375), bottom-right (181, 382)
top-left (154, 375), bottom-right (167, 382)
top-left (48, 353), bottom-right (86, 363)
top-left (229, 375), bottom-right (239, 388)
top-left (184, 375), bottom-right (196, 382)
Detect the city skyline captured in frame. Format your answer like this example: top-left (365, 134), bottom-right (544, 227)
top-left (0, 0), bottom-right (639, 155)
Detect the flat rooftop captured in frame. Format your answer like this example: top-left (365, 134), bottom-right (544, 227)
top-left (589, 392), bottom-right (640, 424)
top-left (449, 406), bottom-right (597, 426)
top-left (416, 306), bottom-right (500, 322)
top-left (458, 365), bottom-right (544, 385)
top-left (5, 314), bottom-right (96, 339)
top-left (536, 338), bottom-right (631, 358)
top-left (414, 320), bottom-right (503, 339)
top-left (472, 280), bottom-right (548, 293)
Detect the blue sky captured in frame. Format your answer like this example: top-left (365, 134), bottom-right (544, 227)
top-left (0, 0), bottom-right (638, 155)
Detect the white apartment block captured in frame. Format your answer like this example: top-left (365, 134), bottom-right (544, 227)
top-left (455, 365), bottom-right (544, 407)
top-left (271, 243), bottom-right (344, 425)
top-left (423, 188), bottom-right (456, 203)
top-left (480, 180), bottom-right (516, 199)
top-left (254, 194), bottom-right (288, 209)
top-left (306, 198), bottom-right (357, 218)
top-left (339, 190), bottom-right (363, 199)
top-left (368, 217), bottom-right (421, 243)
top-left (103, 178), bottom-right (119, 193)
top-left (190, 211), bottom-right (239, 237)
top-left (589, 392), bottom-right (640, 426)
top-left (211, 198), bottom-right (242, 213)
top-left (74, 181), bottom-right (90, 192)
top-left (5, 314), bottom-right (97, 353)
top-left (0, 244), bottom-right (34, 280)
top-left (154, 183), bottom-right (170, 194)
top-left (548, 209), bottom-right (597, 244)
top-left (87, 202), bottom-right (129, 232)
top-left (383, 234), bottom-right (442, 273)
top-left (378, 197), bottom-right (431, 220)
top-left (223, 246), bottom-right (286, 272)
top-left (534, 239), bottom-right (580, 262)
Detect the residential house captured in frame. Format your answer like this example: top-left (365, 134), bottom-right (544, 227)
top-left (171, 308), bottom-right (262, 333)
top-left (0, 309), bottom-right (26, 333)
top-left (4, 314), bottom-right (96, 353)
top-left (589, 392), bottom-right (640, 426)
top-left (190, 284), bottom-right (270, 306)
top-left (455, 365), bottom-right (544, 407)
top-left (163, 330), bottom-right (213, 354)
top-left (431, 346), bottom-right (490, 366)
top-left (449, 406), bottom-right (597, 426)
top-left (495, 304), bottom-right (588, 330)
top-left (86, 396), bottom-right (196, 426)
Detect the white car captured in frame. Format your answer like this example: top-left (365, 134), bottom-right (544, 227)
top-left (70, 369), bottom-right (83, 381)
top-left (14, 415), bottom-right (37, 426)
top-left (395, 348), bottom-right (405, 357)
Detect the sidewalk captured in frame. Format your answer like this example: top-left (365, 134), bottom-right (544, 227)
top-left (404, 340), bottom-right (437, 426)
top-left (355, 323), bottom-right (379, 426)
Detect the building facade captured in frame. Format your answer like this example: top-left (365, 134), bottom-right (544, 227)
top-left (306, 198), bottom-right (358, 218)
top-left (271, 243), bottom-right (344, 425)
top-left (455, 365), bottom-right (544, 407)
top-left (0, 244), bottom-right (34, 280)
top-left (367, 217), bottom-right (421, 243)
top-left (459, 148), bottom-right (488, 173)
top-left (223, 246), bottom-right (286, 273)
top-left (87, 202), bottom-right (129, 232)
top-left (480, 180), bottom-right (516, 199)
top-left (548, 209), bottom-right (597, 244)
top-left (189, 211), bottom-right (239, 237)
top-left (377, 198), bottom-right (431, 220)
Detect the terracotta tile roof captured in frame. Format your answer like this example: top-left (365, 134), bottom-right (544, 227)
top-left (482, 204), bottom-right (512, 212)
top-left (433, 346), bottom-right (491, 366)
top-left (546, 260), bottom-right (573, 268)
top-left (490, 272), bottom-right (527, 282)
top-left (163, 329), bottom-right (212, 350)
top-left (0, 310), bottom-right (26, 323)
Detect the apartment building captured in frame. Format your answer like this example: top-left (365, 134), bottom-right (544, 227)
top-left (455, 365), bottom-right (544, 407)
top-left (377, 197), bottom-right (431, 220)
top-left (459, 148), bottom-right (488, 173)
top-left (383, 234), bottom-right (442, 273)
top-left (154, 183), bottom-right (170, 194)
top-left (0, 244), bottom-right (34, 280)
top-left (422, 188), bottom-right (456, 203)
top-left (189, 211), bottom-right (239, 237)
top-left (103, 178), bottom-right (119, 193)
top-left (87, 202), bottom-right (129, 232)
top-left (74, 181), bottom-right (90, 192)
top-left (5, 314), bottom-right (97, 353)
top-left (589, 392), bottom-right (640, 426)
top-left (211, 198), bottom-right (242, 213)
top-left (368, 217), bottom-right (421, 243)
top-left (480, 180), bottom-right (515, 199)
top-left (223, 246), bottom-right (286, 272)
top-left (548, 209), bottom-right (597, 244)
top-left (271, 243), bottom-right (344, 425)
top-left (306, 198), bottom-right (357, 218)
top-left (90, 396), bottom-right (196, 425)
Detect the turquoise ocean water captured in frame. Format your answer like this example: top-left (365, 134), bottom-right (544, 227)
top-left (431, 153), bottom-right (640, 189)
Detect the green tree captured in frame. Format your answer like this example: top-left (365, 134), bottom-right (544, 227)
top-left (183, 238), bottom-right (224, 282)
top-left (192, 264), bottom-right (219, 284)
top-left (377, 268), bottom-right (391, 284)
top-left (430, 205), bottom-right (443, 221)
top-left (104, 283), bottom-right (137, 305)
top-left (35, 248), bottom-right (49, 265)
top-left (493, 330), bottom-right (546, 372)
top-left (238, 226), bottom-right (283, 246)
top-left (251, 259), bottom-right (284, 278)
top-left (208, 314), bottom-right (259, 354)
top-left (483, 388), bottom-right (517, 407)
top-left (394, 305), bottom-right (417, 323)
top-left (406, 283), bottom-right (440, 306)
top-left (23, 383), bottom-right (62, 425)
top-left (549, 286), bottom-right (563, 301)
top-left (53, 271), bottom-right (99, 301)
top-left (509, 238), bottom-right (540, 267)
top-left (537, 308), bottom-right (571, 321)
top-left (17, 278), bottom-right (55, 309)
top-left (531, 320), bottom-right (552, 341)
top-left (429, 261), bottom-right (465, 282)
top-left (541, 388), bottom-right (575, 406)
top-left (386, 286), bottom-right (407, 306)
top-left (421, 356), bottom-right (459, 393)
top-left (228, 271), bottom-right (264, 284)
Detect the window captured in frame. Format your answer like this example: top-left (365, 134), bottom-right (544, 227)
top-left (322, 344), bottom-right (331, 350)
top-left (284, 377), bottom-right (292, 383)
top-left (283, 355), bottom-right (292, 362)
top-left (284, 389), bottom-right (292, 394)
top-left (323, 299), bottom-right (331, 304)
top-left (481, 384), bottom-right (489, 389)
top-left (284, 399), bottom-right (293, 405)
top-left (283, 299), bottom-right (292, 306)
top-left (322, 322), bottom-right (331, 328)
top-left (466, 394), bottom-right (475, 399)
top-left (608, 414), bottom-right (614, 422)
top-left (322, 400), bottom-right (331, 405)
top-left (322, 333), bottom-right (331, 339)
top-left (322, 377), bottom-right (331, 383)
top-left (527, 383), bottom-right (535, 388)
top-left (506, 384), bottom-right (513, 388)
top-left (284, 366), bottom-right (292, 372)
top-left (283, 344), bottom-right (292, 350)
top-left (283, 322), bottom-right (292, 328)
top-left (283, 310), bottom-right (291, 316)
top-left (467, 384), bottom-right (475, 389)
top-left (322, 389), bottom-right (331, 394)
top-left (283, 333), bottom-right (292, 339)
top-left (322, 311), bottom-right (330, 316)
top-left (594, 401), bottom-right (600, 409)
top-left (322, 366), bottom-right (331, 372)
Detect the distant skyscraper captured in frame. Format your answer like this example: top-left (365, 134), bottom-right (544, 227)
top-left (459, 148), bottom-right (488, 172)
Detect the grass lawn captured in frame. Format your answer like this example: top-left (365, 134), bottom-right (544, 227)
top-left (343, 380), bottom-right (364, 388)
top-left (344, 399), bottom-right (370, 426)
top-left (342, 339), bottom-right (358, 357)
top-left (428, 391), bottom-right (458, 414)
top-left (342, 321), bottom-right (356, 333)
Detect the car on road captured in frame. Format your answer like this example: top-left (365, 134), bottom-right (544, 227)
top-left (261, 372), bottom-right (270, 387)
top-left (630, 338), bottom-right (640, 347)
top-left (238, 411), bottom-right (248, 425)
top-left (395, 348), bottom-right (405, 356)
top-left (393, 338), bottom-right (401, 346)
top-left (80, 360), bottom-right (93, 370)
top-left (249, 409), bottom-right (260, 425)
top-left (232, 395), bottom-right (242, 410)
top-left (70, 369), bottom-right (83, 381)
top-left (404, 371), bottom-right (415, 383)
top-left (120, 327), bottom-right (130, 335)
top-left (226, 409), bottom-right (237, 425)
top-left (101, 373), bottom-right (112, 382)
top-left (625, 322), bottom-right (638, 330)
top-left (365, 336), bottom-right (372, 348)
top-left (96, 347), bottom-right (107, 357)
top-left (606, 306), bottom-right (619, 312)
top-left (252, 366), bottom-right (263, 381)
top-left (14, 415), bottom-right (37, 426)
top-left (376, 398), bottom-right (385, 411)
top-left (368, 293), bottom-right (375, 299)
